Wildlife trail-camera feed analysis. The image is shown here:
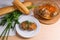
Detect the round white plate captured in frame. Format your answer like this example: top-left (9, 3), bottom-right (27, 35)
top-left (15, 15), bottom-right (40, 38)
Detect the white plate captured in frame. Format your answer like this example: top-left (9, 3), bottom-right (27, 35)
top-left (15, 15), bottom-right (40, 38)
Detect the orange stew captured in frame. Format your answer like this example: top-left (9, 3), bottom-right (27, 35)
top-left (39, 4), bottom-right (56, 13)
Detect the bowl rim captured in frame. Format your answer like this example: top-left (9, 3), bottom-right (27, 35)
top-left (15, 15), bottom-right (41, 38)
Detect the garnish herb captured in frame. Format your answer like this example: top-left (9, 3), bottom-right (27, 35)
top-left (0, 10), bottom-right (22, 40)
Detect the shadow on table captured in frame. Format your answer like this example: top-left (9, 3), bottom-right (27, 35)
top-left (16, 32), bottom-right (33, 40)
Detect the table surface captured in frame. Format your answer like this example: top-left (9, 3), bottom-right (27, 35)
top-left (0, 0), bottom-right (60, 40)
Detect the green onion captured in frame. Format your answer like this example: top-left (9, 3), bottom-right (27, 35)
top-left (0, 10), bottom-right (22, 40)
